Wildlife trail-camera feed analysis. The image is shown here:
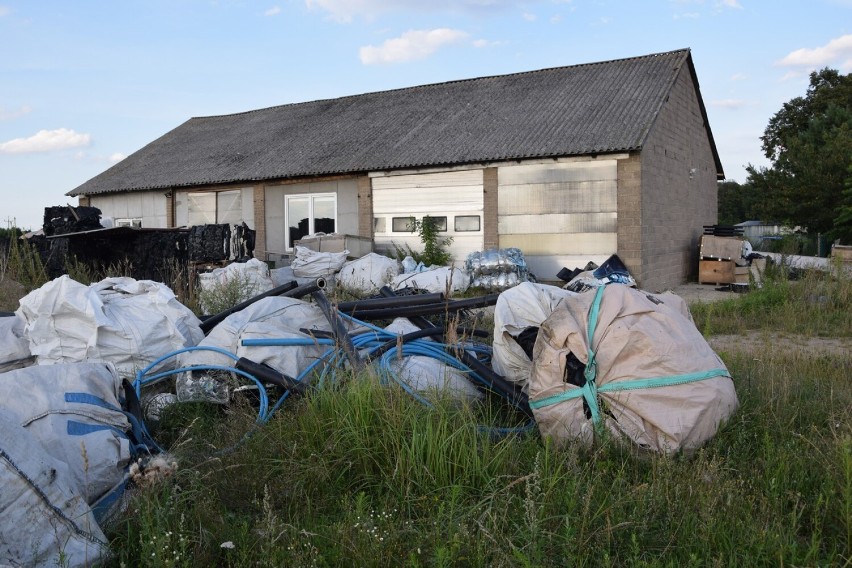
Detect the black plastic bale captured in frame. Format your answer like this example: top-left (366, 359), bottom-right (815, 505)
top-left (42, 205), bottom-right (103, 236)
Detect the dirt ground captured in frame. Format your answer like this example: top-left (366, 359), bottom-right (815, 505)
top-left (669, 283), bottom-right (851, 357)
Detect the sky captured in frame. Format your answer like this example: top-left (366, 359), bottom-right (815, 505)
top-left (1, 1), bottom-right (850, 231)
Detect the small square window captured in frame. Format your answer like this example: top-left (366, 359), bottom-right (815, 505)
top-left (392, 217), bottom-right (416, 232)
top-left (454, 215), bottom-right (480, 232)
top-left (425, 216), bottom-right (447, 232)
top-left (373, 217), bottom-right (386, 233)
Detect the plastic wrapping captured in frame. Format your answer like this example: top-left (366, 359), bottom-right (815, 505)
top-left (176, 370), bottom-right (232, 404)
top-left (466, 248), bottom-right (530, 291)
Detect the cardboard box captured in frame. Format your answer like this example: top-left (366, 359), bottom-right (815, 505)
top-left (699, 259), bottom-right (735, 284)
top-left (831, 244), bottom-right (852, 263)
top-left (700, 235), bottom-right (745, 261)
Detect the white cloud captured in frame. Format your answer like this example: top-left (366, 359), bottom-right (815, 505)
top-left (0, 6), bottom-right (10, 17)
top-left (109, 152), bottom-right (127, 163)
top-left (522, 12), bottom-right (536, 21)
top-left (264, 5), bottom-right (281, 16)
top-left (0, 128), bottom-right (92, 154)
top-left (716, 0), bottom-right (742, 8)
top-left (710, 99), bottom-right (747, 109)
top-left (777, 34), bottom-right (852, 71)
top-left (549, 14), bottom-right (563, 23)
top-left (729, 72), bottom-right (747, 81)
top-left (359, 28), bottom-right (468, 65)
top-left (0, 105), bottom-right (32, 120)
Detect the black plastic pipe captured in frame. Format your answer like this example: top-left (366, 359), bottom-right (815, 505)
top-left (336, 292), bottom-right (445, 314)
top-left (343, 293), bottom-right (500, 321)
top-left (311, 289), bottom-right (365, 373)
top-left (200, 280), bottom-right (299, 333)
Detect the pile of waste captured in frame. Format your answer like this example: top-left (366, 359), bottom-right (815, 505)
top-left (0, 246), bottom-right (738, 567)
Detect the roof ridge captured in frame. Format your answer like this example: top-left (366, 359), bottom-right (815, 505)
top-left (190, 48), bottom-right (691, 121)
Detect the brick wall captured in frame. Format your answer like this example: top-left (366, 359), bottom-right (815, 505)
top-left (617, 154), bottom-right (643, 282)
top-left (253, 184), bottom-right (266, 260)
top-left (357, 176), bottom-right (373, 239)
top-left (638, 66), bottom-right (719, 291)
top-left (483, 167), bottom-right (498, 249)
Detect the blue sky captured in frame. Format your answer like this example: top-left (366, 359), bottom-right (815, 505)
top-left (1, 0), bottom-right (850, 231)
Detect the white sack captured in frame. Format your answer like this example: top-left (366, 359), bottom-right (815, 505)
top-left (0, 362), bottom-right (132, 504)
top-left (197, 258), bottom-right (274, 314)
top-left (392, 266), bottom-right (470, 294)
top-left (381, 318), bottom-right (482, 401)
top-left (16, 276), bottom-right (203, 376)
top-left (529, 284), bottom-right (738, 454)
top-left (338, 253), bottom-right (400, 294)
top-left (179, 297), bottom-right (365, 400)
top-left (290, 246), bottom-right (348, 278)
top-left (491, 283), bottom-right (578, 391)
top-left (0, 413), bottom-right (110, 568)
top-left (0, 313), bottom-right (34, 372)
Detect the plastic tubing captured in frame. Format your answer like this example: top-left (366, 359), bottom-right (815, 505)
top-left (341, 294), bottom-right (500, 321)
top-left (336, 292), bottom-right (445, 314)
top-left (240, 338), bottom-right (336, 347)
top-left (199, 280), bottom-right (299, 333)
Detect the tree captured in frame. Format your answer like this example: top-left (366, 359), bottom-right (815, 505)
top-left (717, 179), bottom-right (765, 225)
top-left (746, 68), bottom-right (852, 242)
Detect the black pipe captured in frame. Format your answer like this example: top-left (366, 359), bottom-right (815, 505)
top-left (344, 293), bottom-right (500, 321)
top-left (378, 288), bottom-right (531, 416)
top-left (311, 289), bottom-right (365, 373)
top-left (336, 292), bottom-right (445, 314)
top-left (199, 280), bottom-right (299, 333)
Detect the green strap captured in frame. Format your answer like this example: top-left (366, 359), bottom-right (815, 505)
top-left (529, 285), bottom-right (729, 417)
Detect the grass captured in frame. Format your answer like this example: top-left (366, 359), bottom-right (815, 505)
top-left (1, 235), bottom-right (849, 565)
top-left (103, 271), bottom-right (852, 567)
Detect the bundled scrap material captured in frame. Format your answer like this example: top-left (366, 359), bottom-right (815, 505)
top-left (189, 223), bottom-right (255, 262)
top-left (0, 363), bottom-right (137, 568)
top-left (42, 204), bottom-right (103, 236)
top-left (466, 247), bottom-right (530, 291)
top-left (560, 254), bottom-right (636, 293)
top-left (16, 275), bottom-right (204, 375)
top-left (528, 284), bottom-right (738, 454)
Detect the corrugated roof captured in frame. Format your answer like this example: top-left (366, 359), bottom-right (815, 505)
top-left (68, 48), bottom-right (723, 196)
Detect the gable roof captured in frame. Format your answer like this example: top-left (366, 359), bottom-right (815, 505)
top-left (68, 48), bottom-right (723, 197)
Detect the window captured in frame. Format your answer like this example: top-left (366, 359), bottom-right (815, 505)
top-left (392, 217), bottom-right (416, 232)
top-left (286, 193), bottom-right (336, 249)
top-left (115, 218), bottom-right (142, 228)
top-left (186, 190), bottom-right (243, 226)
top-left (455, 215), bottom-right (481, 232)
top-left (428, 216), bottom-right (448, 232)
top-left (373, 217), bottom-right (386, 234)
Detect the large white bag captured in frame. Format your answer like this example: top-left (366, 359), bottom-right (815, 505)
top-left (338, 253), bottom-right (400, 294)
top-left (491, 282), bottom-right (578, 392)
top-left (0, 313), bottom-right (34, 372)
top-left (197, 258), bottom-right (274, 314)
top-left (392, 266), bottom-right (470, 294)
top-left (529, 284), bottom-right (738, 454)
top-left (16, 276), bottom-right (204, 375)
top-left (290, 246), bottom-right (348, 278)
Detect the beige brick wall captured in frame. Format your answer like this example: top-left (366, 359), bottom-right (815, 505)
top-left (483, 167), bottom-right (498, 249)
top-left (617, 154), bottom-right (643, 282)
top-left (253, 184), bottom-right (266, 260)
top-left (638, 66), bottom-right (719, 291)
top-left (357, 176), bottom-right (373, 239)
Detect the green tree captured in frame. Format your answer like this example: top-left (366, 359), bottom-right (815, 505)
top-left (746, 68), bottom-right (852, 241)
top-left (717, 179), bottom-right (765, 225)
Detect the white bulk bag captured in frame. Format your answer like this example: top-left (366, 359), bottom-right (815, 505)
top-left (290, 246), bottom-right (348, 278)
top-left (197, 258), bottom-right (274, 314)
top-left (529, 284), bottom-right (738, 454)
top-left (338, 253), bottom-right (400, 295)
top-left (0, 313), bottom-right (34, 372)
top-left (392, 266), bottom-right (470, 295)
top-left (491, 282), bottom-right (578, 391)
top-left (16, 276), bottom-right (203, 375)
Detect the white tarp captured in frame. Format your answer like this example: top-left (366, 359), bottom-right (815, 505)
top-left (529, 285), bottom-right (738, 454)
top-left (338, 253), bottom-right (400, 295)
top-left (197, 258), bottom-right (274, 313)
top-left (16, 276), bottom-right (203, 376)
top-left (290, 246), bottom-right (348, 278)
top-left (0, 314), bottom-right (34, 372)
top-left (381, 318), bottom-right (482, 401)
top-left (392, 266), bottom-right (471, 294)
top-left (491, 282), bottom-right (578, 392)
top-left (178, 297), bottom-right (364, 401)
